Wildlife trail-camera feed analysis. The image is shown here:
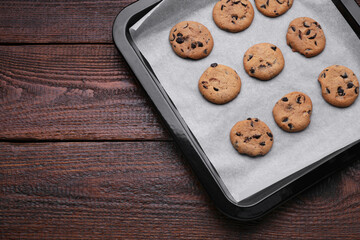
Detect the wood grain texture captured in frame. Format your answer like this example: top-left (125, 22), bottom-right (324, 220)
top-left (0, 0), bottom-right (135, 43)
top-left (0, 142), bottom-right (359, 239)
top-left (0, 45), bottom-right (169, 140)
top-left (0, 0), bottom-right (359, 44)
top-left (1, 0), bottom-right (360, 239)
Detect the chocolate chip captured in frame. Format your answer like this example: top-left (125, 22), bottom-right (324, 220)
top-left (259, 142), bottom-right (266, 146)
top-left (308, 34), bottom-right (317, 40)
top-left (231, 20), bottom-right (235, 24)
top-left (254, 118), bottom-right (259, 122)
top-left (296, 96), bottom-right (303, 104)
top-left (211, 63), bottom-right (218, 68)
top-left (233, 1), bottom-right (240, 4)
top-left (244, 137), bottom-right (252, 143)
top-left (326, 88), bottom-right (330, 94)
top-left (213, 87), bottom-right (219, 91)
top-left (232, 15), bottom-right (238, 20)
top-left (250, 68), bottom-right (255, 74)
top-left (177, 33), bottom-right (183, 37)
top-left (303, 22), bottom-right (310, 27)
top-left (347, 82), bottom-right (354, 88)
top-left (247, 55), bottom-right (253, 61)
top-left (315, 41), bottom-right (318, 46)
top-left (276, 0), bottom-right (284, 4)
top-left (221, 5), bottom-right (225, 10)
top-left (321, 73), bottom-right (326, 78)
top-left (259, 64), bottom-right (266, 68)
top-left (204, 49), bottom-right (208, 54)
top-left (282, 117), bottom-right (288, 122)
top-left (203, 85), bottom-right (208, 89)
top-left (173, 28), bottom-right (177, 32)
top-left (260, 4), bottom-right (266, 9)
top-left (291, 26), bottom-right (296, 32)
top-left (338, 86), bottom-right (345, 96)
top-left (250, 121), bottom-right (254, 127)
top-left (183, 23), bottom-right (188, 29)
top-left (266, 0), bottom-right (269, 5)
top-left (197, 41), bottom-right (203, 47)
top-left (267, 132), bottom-right (273, 138)
top-left (170, 34), bottom-right (175, 41)
top-left (356, 87), bottom-right (359, 94)
top-left (271, 46), bottom-right (277, 51)
top-left (308, 110), bottom-right (312, 114)
top-left (288, 124), bottom-right (294, 130)
top-left (341, 72), bottom-right (348, 78)
top-left (306, 30), bottom-right (311, 35)
top-left (191, 42), bottom-right (196, 49)
top-left (247, 118), bottom-right (251, 120)
top-left (241, 2), bottom-right (247, 7)
top-left (176, 38), bottom-right (184, 44)
top-left (317, 24), bottom-right (322, 29)
top-left (236, 132), bottom-right (242, 136)
top-left (282, 97), bottom-right (288, 102)
top-left (253, 134), bottom-right (262, 139)
top-left (181, 49), bottom-right (184, 52)
top-left (298, 30), bottom-right (302, 40)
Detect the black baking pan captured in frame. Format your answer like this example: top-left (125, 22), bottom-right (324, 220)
top-left (113, 0), bottom-right (360, 221)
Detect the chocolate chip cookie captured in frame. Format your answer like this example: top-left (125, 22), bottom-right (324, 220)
top-left (273, 92), bottom-right (313, 132)
top-left (318, 65), bottom-right (359, 108)
top-left (230, 118), bottom-right (274, 157)
top-left (199, 63), bottom-right (241, 104)
top-left (286, 17), bottom-right (326, 58)
top-left (255, 0), bottom-right (293, 17)
top-left (243, 43), bottom-right (285, 80)
top-left (169, 21), bottom-right (214, 60)
top-left (213, 0), bottom-right (254, 33)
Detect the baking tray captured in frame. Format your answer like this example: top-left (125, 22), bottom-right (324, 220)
top-left (113, 0), bottom-right (360, 220)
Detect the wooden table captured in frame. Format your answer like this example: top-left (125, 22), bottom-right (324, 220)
top-left (1, 0), bottom-right (359, 239)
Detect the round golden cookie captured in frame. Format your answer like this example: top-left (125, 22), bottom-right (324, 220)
top-left (243, 43), bottom-right (285, 80)
top-left (318, 65), bottom-right (359, 108)
top-left (286, 17), bottom-right (326, 58)
top-left (272, 92), bottom-right (313, 132)
top-left (255, 0), bottom-right (294, 17)
top-left (199, 63), bottom-right (241, 104)
top-left (169, 21), bottom-right (214, 60)
top-left (212, 0), bottom-right (254, 33)
top-left (230, 118), bottom-right (274, 157)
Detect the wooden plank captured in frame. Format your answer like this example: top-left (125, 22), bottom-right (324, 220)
top-left (0, 45), bottom-right (169, 140)
top-left (0, 0), bottom-right (359, 44)
top-left (0, 0), bottom-right (136, 43)
top-left (0, 142), bottom-right (359, 239)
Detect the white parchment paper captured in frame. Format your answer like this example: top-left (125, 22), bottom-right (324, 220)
top-left (129, 0), bottom-right (360, 202)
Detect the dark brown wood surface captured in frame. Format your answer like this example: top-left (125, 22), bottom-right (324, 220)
top-left (1, 0), bottom-right (360, 239)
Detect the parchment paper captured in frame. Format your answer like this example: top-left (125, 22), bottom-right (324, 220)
top-left (129, 0), bottom-right (360, 202)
